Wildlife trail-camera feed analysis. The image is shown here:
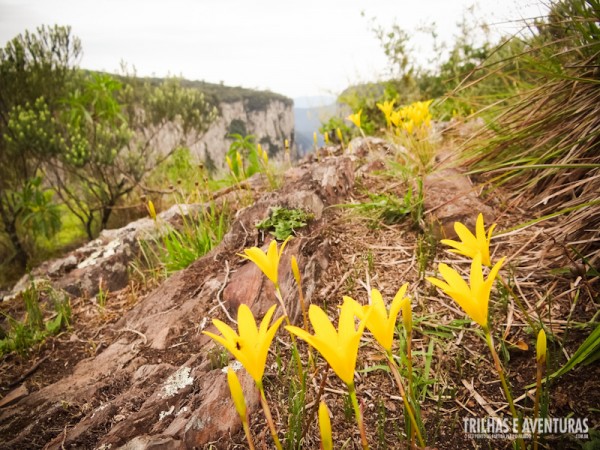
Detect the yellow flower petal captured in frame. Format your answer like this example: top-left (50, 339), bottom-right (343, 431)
top-left (286, 302), bottom-right (366, 386)
top-left (227, 367), bottom-right (247, 421)
top-left (427, 255), bottom-right (505, 330)
top-left (242, 247), bottom-right (276, 284)
top-left (441, 213), bottom-right (495, 266)
top-left (203, 304), bottom-right (284, 383)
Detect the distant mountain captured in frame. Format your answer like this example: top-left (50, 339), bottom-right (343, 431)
top-left (294, 95), bottom-right (336, 109)
top-left (293, 96), bottom-right (339, 154)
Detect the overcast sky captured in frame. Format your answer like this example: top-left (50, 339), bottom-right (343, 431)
top-left (0, 0), bottom-right (546, 100)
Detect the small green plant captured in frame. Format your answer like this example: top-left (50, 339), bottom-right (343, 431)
top-left (337, 188), bottom-right (419, 228)
top-left (45, 291), bottom-right (71, 335)
top-left (22, 281), bottom-right (44, 330)
top-left (227, 134), bottom-right (261, 178)
top-left (0, 282), bottom-right (71, 356)
top-left (138, 201), bottom-right (230, 277)
top-left (285, 370), bottom-right (307, 450)
top-left (256, 207), bottom-right (313, 241)
top-left (207, 346), bottom-right (230, 370)
top-left (96, 277), bottom-right (108, 309)
top-left (410, 178), bottom-right (424, 229)
top-left (416, 230), bottom-right (436, 279)
top-left (319, 116), bottom-right (353, 145)
top-left (376, 398), bottom-right (388, 449)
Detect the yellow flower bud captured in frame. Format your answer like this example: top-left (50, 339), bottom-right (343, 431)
top-left (313, 131), bottom-right (318, 146)
top-left (291, 256), bottom-right (301, 287)
top-left (226, 155), bottom-right (234, 172)
top-left (318, 401), bottom-right (332, 450)
top-left (236, 151), bottom-right (243, 168)
top-left (147, 200), bottom-right (156, 220)
top-left (336, 128), bottom-right (343, 143)
top-left (536, 328), bottom-right (547, 364)
top-left (226, 367), bottom-right (247, 422)
top-left (324, 133), bottom-right (330, 145)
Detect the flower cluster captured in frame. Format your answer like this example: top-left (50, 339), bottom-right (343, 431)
top-left (202, 213), bottom-right (541, 449)
top-left (389, 100), bottom-right (433, 134)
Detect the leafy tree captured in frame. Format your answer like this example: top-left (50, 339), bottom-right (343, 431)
top-left (0, 25), bottom-right (80, 268)
top-left (38, 73), bottom-right (218, 238)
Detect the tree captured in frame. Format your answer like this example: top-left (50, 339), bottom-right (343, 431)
top-left (0, 25), bottom-right (80, 268)
top-left (30, 72), bottom-right (218, 239)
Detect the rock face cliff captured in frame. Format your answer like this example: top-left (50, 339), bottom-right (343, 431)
top-left (195, 97), bottom-right (294, 169)
top-left (160, 81), bottom-right (295, 171)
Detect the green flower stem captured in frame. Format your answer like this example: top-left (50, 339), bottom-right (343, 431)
top-left (293, 273), bottom-right (315, 369)
top-left (241, 416), bottom-right (256, 450)
top-left (275, 287), bottom-right (305, 382)
top-left (533, 361), bottom-right (544, 450)
top-left (258, 383), bottom-right (283, 450)
top-left (302, 364), bottom-right (329, 441)
top-left (358, 128), bottom-right (374, 153)
top-left (227, 170), bottom-right (244, 204)
top-left (484, 330), bottom-right (525, 450)
top-left (405, 331), bottom-right (416, 448)
top-left (348, 382), bottom-right (369, 450)
top-left (386, 354), bottom-right (425, 448)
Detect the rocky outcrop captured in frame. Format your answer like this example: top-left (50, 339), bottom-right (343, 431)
top-left (199, 99), bottom-right (294, 166)
top-left (4, 202), bottom-right (228, 301)
top-left (156, 96), bottom-right (294, 171)
top-left (0, 153), bottom-right (355, 449)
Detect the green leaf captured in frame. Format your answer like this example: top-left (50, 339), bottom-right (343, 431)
top-left (256, 207), bottom-right (313, 240)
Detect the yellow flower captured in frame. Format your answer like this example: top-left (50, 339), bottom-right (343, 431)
top-left (227, 367), bottom-right (247, 422)
top-left (536, 328), bottom-right (547, 364)
top-left (257, 144), bottom-right (268, 164)
top-left (313, 131), bottom-right (318, 146)
top-left (377, 100), bottom-right (396, 127)
top-left (389, 110), bottom-right (402, 128)
top-left (344, 285), bottom-right (409, 353)
top-left (319, 401), bottom-right (333, 450)
top-left (347, 109), bottom-right (362, 128)
top-left (286, 302), bottom-right (367, 386)
top-left (324, 133), bottom-right (330, 145)
top-left (204, 304), bottom-right (284, 384)
top-left (226, 155), bottom-right (234, 172)
top-left (284, 139), bottom-right (290, 150)
top-left (236, 151), bottom-right (243, 170)
top-left (426, 254), bottom-right (505, 330)
top-left (440, 213), bottom-right (496, 266)
top-left (336, 128), bottom-right (343, 143)
top-left (147, 200), bottom-right (157, 220)
top-left (239, 237), bottom-right (291, 289)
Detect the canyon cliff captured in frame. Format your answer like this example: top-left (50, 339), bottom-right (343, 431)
top-left (155, 81), bottom-right (295, 171)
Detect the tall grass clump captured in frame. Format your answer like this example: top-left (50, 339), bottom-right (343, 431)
top-left (463, 0), bottom-right (599, 262)
top-left (0, 281), bottom-right (71, 356)
top-left (136, 200), bottom-right (230, 278)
